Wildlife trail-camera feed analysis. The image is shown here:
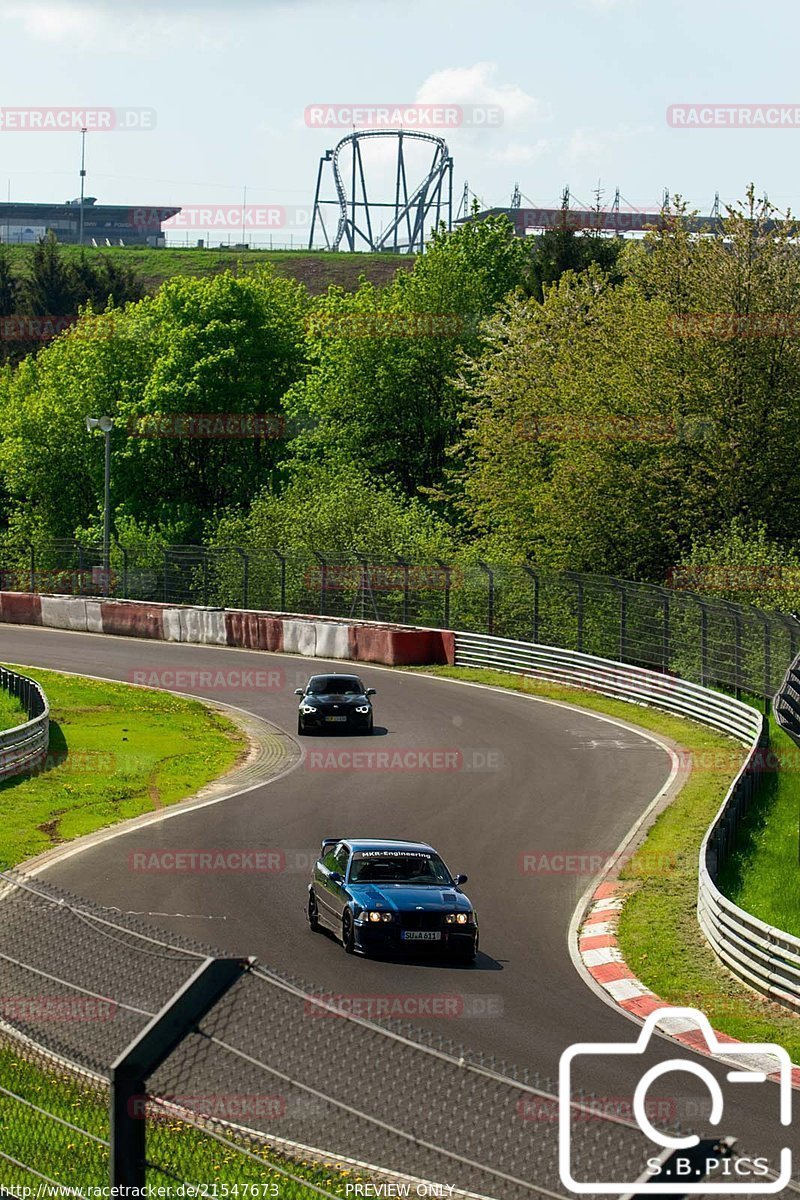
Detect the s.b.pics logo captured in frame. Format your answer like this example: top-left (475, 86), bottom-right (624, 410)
top-left (559, 1008), bottom-right (792, 1194)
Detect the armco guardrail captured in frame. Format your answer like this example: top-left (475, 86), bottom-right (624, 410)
top-left (0, 665), bottom-right (48, 779)
top-left (454, 631), bottom-right (799, 1014)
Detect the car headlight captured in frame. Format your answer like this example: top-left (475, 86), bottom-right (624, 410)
top-left (355, 705), bottom-right (370, 713)
top-left (301, 704), bottom-right (318, 714)
top-left (368, 911), bottom-right (393, 923)
top-left (445, 913), bottom-right (470, 924)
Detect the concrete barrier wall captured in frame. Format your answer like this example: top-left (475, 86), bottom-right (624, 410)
top-left (1, 592), bottom-right (453, 669)
top-left (164, 607), bottom-right (227, 646)
top-left (0, 592), bottom-right (42, 625)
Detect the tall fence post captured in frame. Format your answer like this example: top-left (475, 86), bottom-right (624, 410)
top-left (699, 600), bottom-right (709, 687)
top-left (763, 618), bottom-right (771, 715)
top-left (523, 563), bottom-right (539, 643)
top-left (110, 956), bottom-right (252, 1189)
top-left (271, 549), bottom-right (286, 612)
top-left (477, 561), bottom-right (494, 635)
top-left (119, 545), bottom-right (128, 600)
top-left (313, 552), bottom-right (327, 616)
top-left (162, 549), bottom-right (169, 604)
top-left (396, 557), bottom-right (410, 626)
top-left (27, 542), bottom-right (35, 593)
top-left (619, 584), bottom-right (628, 662)
top-left (662, 592), bottom-right (670, 673)
top-left (436, 559), bottom-right (451, 629)
top-left (576, 579), bottom-right (584, 653)
top-left (734, 611), bottom-right (743, 699)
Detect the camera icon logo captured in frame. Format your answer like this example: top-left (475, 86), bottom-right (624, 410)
top-left (558, 1007), bottom-right (792, 1194)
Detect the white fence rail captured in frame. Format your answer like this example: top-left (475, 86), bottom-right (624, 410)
top-left (0, 666), bottom-right (49, 780)
top-left (454, 631), bottom-right (799, 1013)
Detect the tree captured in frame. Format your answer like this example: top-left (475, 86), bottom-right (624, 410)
top-left (23, 231), bottom-right (75, 316)
top-left (284, 214), bottom-right (529, 501)
top-left (0, 267), bottom-right (309, 543)
top-left (455, 190), bottom-right (800, 581)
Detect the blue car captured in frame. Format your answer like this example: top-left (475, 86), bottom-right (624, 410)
top-left (307, 838), bottom-right (478, 963)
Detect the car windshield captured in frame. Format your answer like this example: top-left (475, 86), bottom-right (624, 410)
top-left (307, 677), bottom-right (363, 695)
top-left (349, 850), bottom-right (453, 886)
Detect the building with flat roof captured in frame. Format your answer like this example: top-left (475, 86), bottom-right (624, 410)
top-left (0, 199), bottom-right (181, 247)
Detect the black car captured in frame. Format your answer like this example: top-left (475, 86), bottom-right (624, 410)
top-left (307, 838), bottom-right (478, 963)
top-left (295, 673), bottom-right (376, 735)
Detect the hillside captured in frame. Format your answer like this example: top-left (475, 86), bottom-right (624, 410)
top-left (3, 245), bottom-right (415, 296)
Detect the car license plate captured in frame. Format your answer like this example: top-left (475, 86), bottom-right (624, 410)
top-left (401, 931), bottom-right (441, 941)
top-left (325, 715), bottom-right (348, 722)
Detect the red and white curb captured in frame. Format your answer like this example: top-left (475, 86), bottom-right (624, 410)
top-left (578, 881), bottom-right (800, 1089)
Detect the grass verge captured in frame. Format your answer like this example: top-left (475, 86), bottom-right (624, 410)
top-left (0, 664), bottom-right (248, 867)
top-left (719, 721), bottom-right (800, 937)
top-left (413, 666), bottom-right (800, 1060)
top-left (0, 684), bottom-right (26, 731)
top-left (0, 1039), bottom-right (357, 1194)
top-left (0, 668), bottom-right (349, 1190)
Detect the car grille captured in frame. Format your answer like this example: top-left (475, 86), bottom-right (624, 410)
top-left (399, 911), bottom-right (443, 931)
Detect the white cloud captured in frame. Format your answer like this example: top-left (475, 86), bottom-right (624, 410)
top-left (416, 62), bottom-right (545, 127)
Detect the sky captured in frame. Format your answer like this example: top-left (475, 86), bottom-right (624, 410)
top-left (0, 0), bottom-right (798, 246)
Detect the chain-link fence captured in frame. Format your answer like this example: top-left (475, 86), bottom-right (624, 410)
top-left (3, 542), bottom-right (799, 704)
top-left (0, 868), bottom-right (734, 1198)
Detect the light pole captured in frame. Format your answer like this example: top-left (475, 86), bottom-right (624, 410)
top-left (78, 127), bottom-right (87, 246)
top-left (85, 415), bottom-right (114, 586)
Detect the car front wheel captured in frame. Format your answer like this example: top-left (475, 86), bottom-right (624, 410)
top-left (307, 890), bottom-right (321, 932)
top-left (342, 909), bottom-right (356, 954)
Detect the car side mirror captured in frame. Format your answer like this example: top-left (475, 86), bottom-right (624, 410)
top-left (329, 870), bottom-right (343, 884)
top-left (455, 873), bottom-right (468, 886)
top-left (294, 688), bottom-right (304, 696)
top-left (366, 688), bottom-right (376, 696)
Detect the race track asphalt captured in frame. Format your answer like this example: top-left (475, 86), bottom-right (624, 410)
top-left (3, 624), bottom-right (795, 1184)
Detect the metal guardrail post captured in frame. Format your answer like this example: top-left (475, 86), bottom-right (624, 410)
top-left (110, 956), bottom-right (253, 1188)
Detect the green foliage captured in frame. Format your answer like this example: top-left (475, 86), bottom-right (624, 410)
top-left (0, 267), bottom-right (309, 542)
top-left (284, 215), bottom-right (529, 499)
top-left (672, 518), bottom-right (800, 611)
top-left (210, 463), bottom-right (455, 559)
top-left (457, 191), bottom-right (800, 582)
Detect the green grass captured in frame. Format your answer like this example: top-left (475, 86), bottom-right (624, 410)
top-left (719, 722), bottom-right (800, 937)
top-left (0, 1040), bottom-right (358, 1193)
top-left (414, 666), bottom-right (800, 1059)
top-left (0, 665), bottom-right (247, 868)
top-left (4, 245), bottom-right (413, 297)
top-left (0, 685), bottom-right (26, 731)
